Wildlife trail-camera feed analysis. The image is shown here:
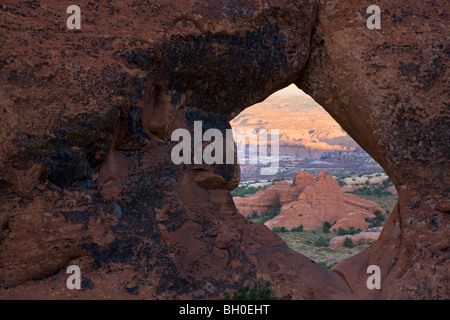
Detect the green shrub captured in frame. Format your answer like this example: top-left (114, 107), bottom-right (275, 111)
top-left (336, 227), bottom-right (361, 236)
top-left (260, 205), bottom-right (280, 223)
top-left (224, 281), bottom-right (277, 300)
top-left (374, 210), bottom-right (385, 222)
top-left (323, 221), bottom-right (331, 233)
top-left (251, 211), bottom-right (259, 219)
top-left (317, 261), bottom-right (338, 270)
top-left (344, 237), bottom-right (354, 248)
top-left (313, 236), bottom-right (330, 247)
top-left (365, 211), bottom-right (385, 228)
top-left (273, 226), bottom-right (287, 233)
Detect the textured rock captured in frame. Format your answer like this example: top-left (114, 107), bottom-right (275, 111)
top-left (0, 0), bottom-right (355, 300)
top-left (330, 231), bottom-right (382, 248)
top-left (331, 212), bottom-right (373, 232)
top-left (233, 181), bottom-right (291, 216)
top-left (0, 0), bottom-right (448, 300)
top-left (293, 171), bottom-right (316, 188)
top-left (265, 171), bottom-right (383, 230)
top-left (298, 0), bottom-right (449, 299)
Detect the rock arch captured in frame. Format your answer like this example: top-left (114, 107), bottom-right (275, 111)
top-left (0, 0), bottom-right (447, 299)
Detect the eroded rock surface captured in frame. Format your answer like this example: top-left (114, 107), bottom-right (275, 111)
top-left (0, 0), bottom-right (354, 300)
top-left (233, 181), bottom-right (291, 217)
top-left (0, 0), bottom-right (448, 300)
top-left (263, 171), bottom-right (384, 230)
top-left (298, 0), bottom-right (449, 299)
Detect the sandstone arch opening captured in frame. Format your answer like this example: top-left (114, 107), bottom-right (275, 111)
top-left (231, 84), bottom-right (398, 269)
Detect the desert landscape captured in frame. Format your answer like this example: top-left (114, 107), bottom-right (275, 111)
top-left (231, 90), bottom-right (383, 181)
top-left (233, 169), bottom-right (395, 267)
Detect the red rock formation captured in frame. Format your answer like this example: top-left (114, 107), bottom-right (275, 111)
top-left (233, 181), bottom-right (291, 216)
top-left (298, 0), bottom-right (449, 299)
top-left (0, 0), bottom-right (448, 300)
top-left (1, 0), bottom-right (356, 300)
top-left (331, 212), bottom-right (374, 232)
top-left (330, 230), bottom-right (382, 248)
top-left (265, 171), bottom-right (383, 230)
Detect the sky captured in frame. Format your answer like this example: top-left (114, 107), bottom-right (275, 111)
top-left (271, 84), bottom-right (307, 97)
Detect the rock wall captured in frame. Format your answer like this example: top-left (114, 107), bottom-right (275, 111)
top-left (1, 0), bottom-right (353, 300)
top-left (233, 181), bottom-right (291, 217)
top-left (0, 0), bottom-right (448, 299)
top-left (297, 0), bottom-right (449, 299)
top-left (263, 171), bottom-right (383, 230)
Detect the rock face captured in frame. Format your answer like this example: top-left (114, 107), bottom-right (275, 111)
top-left (0, 0), bottom-right (448, 300)
top-left (1, 0), bottom-right (353, 300)
top-left (297, 0), bottom-right (449, 299)
top-left (330, 230), bottom-right (382, 248)
top-left (264, 171), bottom-right (383, 230)
top-left (233, 181), bottom-right (291, 216)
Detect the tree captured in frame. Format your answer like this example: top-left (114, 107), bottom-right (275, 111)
top-left (323, 221), bottom-right (331, 233)
top-left (344, 237), bottom-right (354, 248)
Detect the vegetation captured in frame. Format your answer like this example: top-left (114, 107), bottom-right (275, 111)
top-left (224, 281), bottom-right (277, 300)
top-left (278, 229), bottom-right (372, 269)
top-left (259, 206), bottom-right (280, 224)
top-left (313, 236), bottom-right (330, 247)
top-left (349, 185), bottom-right (391, 197)
top-left (231, 185), bottom-right (266, 197)
top-left (291, 225), bottom-right (303, 232)
top-left (272, 226), bottom-right (287, 233)
top-left (335, 226), bottom-right (361, 236)
top-left (317, 261), bottom-right (338, 270)
top-left (344, 237), bottom-right (354, 248)
top-left (365, 210), bottom-right (385, 228)
top-left (323, 221), bottom-right (331, 233)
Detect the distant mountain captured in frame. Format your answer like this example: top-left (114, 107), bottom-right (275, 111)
top-left (231, 94), bottom-right (360, 152)
top-left (230, 91), bottom-right (383, 181)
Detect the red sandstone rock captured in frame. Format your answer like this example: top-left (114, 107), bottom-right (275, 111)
top-left (329, 231), bottom-right (382, 248)
top-left (265, 171), bottom-right (384, 231)
top-left (299, 0), bottom-right (449, 299)
top-left (0, 0), bottom-right (447, 301)
top-left (234, 181), bottom-right (291, 216)
top-left (293, 171), bottom-right (316, 187)
top-left (331, 212), bottom-right (374, 233)
top-left (278, 171), bottom-right (316, 206)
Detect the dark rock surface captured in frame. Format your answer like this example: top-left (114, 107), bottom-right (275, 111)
top-left (0, 0), bottom-right (448, 299)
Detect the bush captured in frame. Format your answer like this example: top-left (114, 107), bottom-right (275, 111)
top-left (291, 225), bottom-right (303, 232)
top-left (224, 281), bottom-right (277, 300)
top-left (365, 210), bottom-right (385, 228)
top-left (317, 261), bottom-right (338, 270)
top-left (251, 211), bottom-right (259, 219)
top-left (374, 210), bottom-right (385, 222)
top-left (344, 237), bottom-right (354, 248)
top-left (323, 221), bottom-right (331, 233)
top-left (313, 236), bottom-right (330, 247)
top-left (273, 226), bottom-right (287, 233)
top-left (336, 227), bottom-right (361, 236)
top-left (260, 205), bottom-right (280, 223)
